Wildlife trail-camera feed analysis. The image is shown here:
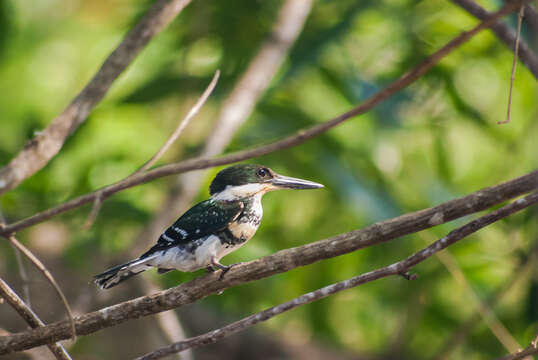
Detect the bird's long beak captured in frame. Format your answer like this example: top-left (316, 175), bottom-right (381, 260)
top-left (270, 174), bottom-right (324, 190)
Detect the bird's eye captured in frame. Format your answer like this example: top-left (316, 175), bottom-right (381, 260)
top-left (257, 168), bottom-right (269, 178)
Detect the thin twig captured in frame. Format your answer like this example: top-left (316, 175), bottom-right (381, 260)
top-left (9, 243), bottom-right (31, 308)
top-left (495, 333), bottom-right (538, 360)
top-left (1, 180), bottom-right (537, 354)
top-left (0, 278), bottom-right (71, 360)
top-left (499, 5), bottom-right (525, 124)
top-left (0, 211), bottom-right (32, 306)
top-left (0, 0), bottom-right (529, 237)
top-left (135, 192), bottom-right (538, 360)
top-left (83, 70), bottom-right (220, 229)
top-left (82, 192), bottom-right (103, 230)
top-left (3, 232), bottom-right (76, 342)
top-left (0, 0), bottom-right (193, 196)
top-left (134, 70), bottom-right (221, 175)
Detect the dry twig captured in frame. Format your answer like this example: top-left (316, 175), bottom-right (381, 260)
top-left (0, 0), bottom-right (529, 238)
top-left (0, 171), bottom-right (536, 354)
top-left (0, 278), bottom-right (71, 360)
top-left (499, 5), bottom-right (525, 124)
top-left (135, 192), bottom-right (538, 360)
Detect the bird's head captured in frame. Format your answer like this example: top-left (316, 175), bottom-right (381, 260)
top-left (209, 164), bottom-right (323, 201)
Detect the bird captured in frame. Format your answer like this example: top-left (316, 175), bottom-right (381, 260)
top-left (94, 164), bottom-right (324, 289)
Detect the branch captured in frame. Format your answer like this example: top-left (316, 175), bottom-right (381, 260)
top-left (0, 169), bottom-right (536, 354)
top-left (495, 333), bottom-right (538, 360)
top-left (0, 278), bottom-right (71, 360)
top-left (450, 0), bottom-right (538, 79)
top-left (0, 0), bottom-right (193, 196)
top-left (135, 192), bottom-right (538, 360)
top-left (0, 0), bottom-right (528, 237)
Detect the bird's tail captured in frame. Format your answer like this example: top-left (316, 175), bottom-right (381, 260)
top-left (94, 255), bottom-right (156, 289)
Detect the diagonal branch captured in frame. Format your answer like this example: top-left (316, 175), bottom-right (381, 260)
top-left (0, 0), bottom-right (529, 237)
top-left (0, 278), bottom-right (71, 360)
top-left (450, 0), bottom-right (538, 79)
top-left (135, 191), bottom-right (538, 360)
top-left (0, 0), bottom-right (193, 196)
top-left (0, 168), bottom-right (536, 354)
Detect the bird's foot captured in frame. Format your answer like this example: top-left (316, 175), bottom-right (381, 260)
top-left (210, 257), bottom-right (244, 280)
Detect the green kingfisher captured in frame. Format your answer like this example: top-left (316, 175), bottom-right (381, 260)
top-left (94, 164), bottom-right (323, 289)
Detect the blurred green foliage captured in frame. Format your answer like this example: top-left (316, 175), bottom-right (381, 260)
top-left (0, 0), bottom-right (537, 359)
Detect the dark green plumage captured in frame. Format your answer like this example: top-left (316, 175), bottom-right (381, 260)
top-left (140, 199), bottom-right (244, 257)
top-left (209, 164), bottom-right (270, 195)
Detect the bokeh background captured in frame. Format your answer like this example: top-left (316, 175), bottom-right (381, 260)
top-left (0, 0), bottom-right (537, 359)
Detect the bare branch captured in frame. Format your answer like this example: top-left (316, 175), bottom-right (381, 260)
top-left (3, 234), bottom-right (76, 342)
top-left (0, 278), bottom-right (71, 360)
top-left (136, 192), bottom-right (538, 360)
top-left (450, 0), bottom-right (538, 79)
top-left (0, 0), bottom-right (193, 196)
top-left (0, 170), bottom-right (536, 354)
top-left (83, 70), bottom-right (220, 229)
top-left (0, 0), bottom-right (528, 237)
top-left (499, 5), bottom-right (525, 125)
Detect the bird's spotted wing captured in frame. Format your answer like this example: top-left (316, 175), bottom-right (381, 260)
top-left (142, 199), bottom-right (243, 256)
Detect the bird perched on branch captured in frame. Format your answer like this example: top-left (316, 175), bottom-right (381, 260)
top-left (94, 164), bottom-right (323, 289)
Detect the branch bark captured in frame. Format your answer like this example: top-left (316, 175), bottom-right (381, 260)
top-left (0, 169), bottom-right (536, 354)
top-left (0, 0), bottom-right (193, 196)
top-left (0, 0), bottom-right (528, 237)
top-left (0, 278), bottom-right (71, 360)
top-left (135, 191), bottom-right (538, 360)
top-left (450, 0), bottom-right (538, 79)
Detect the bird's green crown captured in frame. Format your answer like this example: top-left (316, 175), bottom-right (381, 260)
top-left (209, 164), bottom-right (274, 195)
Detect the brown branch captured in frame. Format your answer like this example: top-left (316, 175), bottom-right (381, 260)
top-left (0, 0), bottom-right (528, 237)
top-left (0, 0), bottom-right (193, 196)
top-left (450, 0), bottom-right (538, 79)
top-left (0, 169), bottom-right (536, 354)
top-left (135, 192), bottom-right (538, 360)
top-left (495, 333), bottom-right (538, 360)
top-left (83, 70), bottom-right (220, 229)
top-left (3, 234), bottom-right (76, 342)
top-left (0, 278), bottom-right (71, 360)
top-left (499, 5), bottom-right (525, 125)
